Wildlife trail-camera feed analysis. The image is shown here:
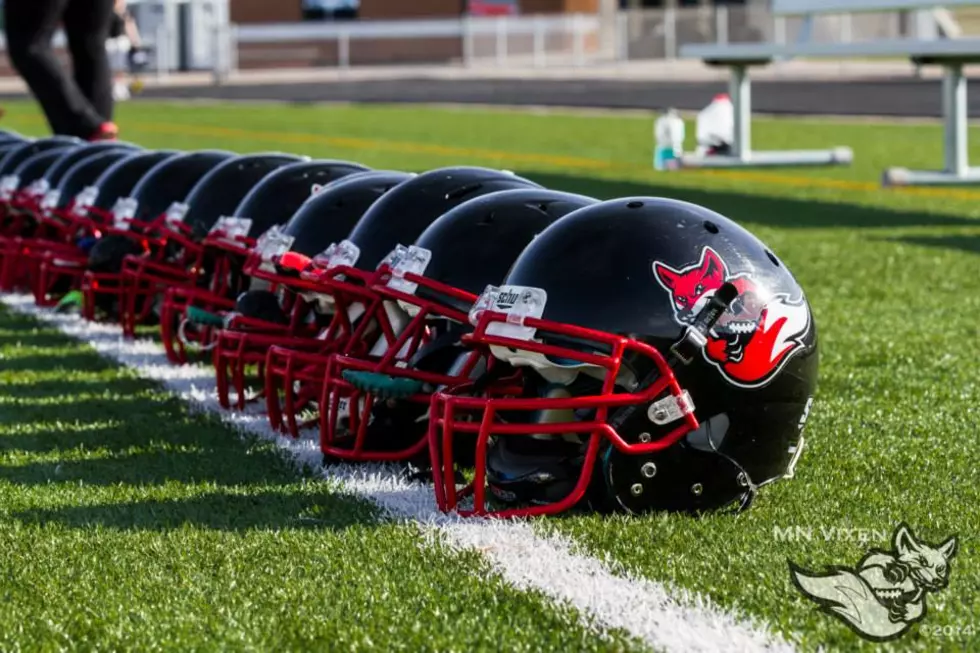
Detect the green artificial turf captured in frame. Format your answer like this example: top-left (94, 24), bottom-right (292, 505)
top-left (0, 310), bottom-right (638, 652)
top-left (1, 99), bottom-right (979, 652)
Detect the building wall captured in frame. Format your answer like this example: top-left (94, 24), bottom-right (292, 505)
top-left (237, 37), bottom-right (463, 68)
top-left (232, 0), bottom-right (302, 23)
top-left (359, 0), bottom-right (461, 19)
top-left (521, 0), bottom-right (599, 13)
top-left (228, 0), bottom-right (600, 24)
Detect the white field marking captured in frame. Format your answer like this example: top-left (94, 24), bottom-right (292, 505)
top-left (1, 292), bottom-right (796, 653)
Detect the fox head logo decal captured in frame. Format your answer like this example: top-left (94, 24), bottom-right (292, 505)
top-left (653, 246), bottom-right (811, 388)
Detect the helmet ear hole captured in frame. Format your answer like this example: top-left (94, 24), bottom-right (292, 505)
top-left (87, 234), bottom-right (144, 274)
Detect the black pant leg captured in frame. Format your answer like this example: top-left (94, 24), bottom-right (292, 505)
top-left (63, 0), bottom-right (116, 122)
top-left (3, 0), bottom-right (107, 138)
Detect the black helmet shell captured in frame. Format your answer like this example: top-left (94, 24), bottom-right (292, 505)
top-left (232, 159), bottom-right (370, 240)
top-left (345, 166), bottom-right (541, 272)
top-left (181, 152), bottom-right (307, 237)
top-left (127, 150), bottom-right (237, 224)
top-left (411, 188), bottom-right (599, 312)
top-left (88, 150), bottom-right (183, 213)
top-left (281, 170), bottom-right (414, 258)
top-left (0, 136), bottom-right (83, 178)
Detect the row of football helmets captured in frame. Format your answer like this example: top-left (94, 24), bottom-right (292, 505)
top-left (0, 130), bottom-right (819, 518)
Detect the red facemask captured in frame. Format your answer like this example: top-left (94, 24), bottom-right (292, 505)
top-left (427, 288), bottom-right (700, 519)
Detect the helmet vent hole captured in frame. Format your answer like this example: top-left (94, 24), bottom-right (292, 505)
top-left (478, 211), bottom-right (495, 226)
top-left (447, 183), bottom-right (484, 201)
top-left (626, 201), bottom-right (643, 209)
top-left (766, 250), bottom-right (780, 267)
top-left (703, 221), bottom-right (719, 234)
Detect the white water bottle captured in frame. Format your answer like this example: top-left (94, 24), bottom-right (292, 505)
top-left (653, 108), bottom-right (685, 171)
top-left (696, 94), bottom-right (734, 156)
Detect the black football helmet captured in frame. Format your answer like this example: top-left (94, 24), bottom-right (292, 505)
top-left (160, 159), bottom-right (369, 364)
top-left (77, 150), bottom-right (238, 321)
top-left (279, 170), bottom-right (412, 258)
top-left (0, 146), bottom-right (84, 291)
top-left (42, 142), bottom-right (139, 199)
top-left (115, 151), bottom-right (308, 335)
top-left (1, 143), bottom-right (82, 226)
top-left (429, 197), bottom-right (819, 518)
top-left (0, 129), bottom-right (27, 144)
top-left (261, 166), bottom-right (541, 438)
top-left (317, 188), bottom-right (599, 465)
top-left (125, 150), bottom-right (239, 226)
top-left (212, 169), bottom-right (410, 410)
top-left (19, 148), bottom-right (139, 285)
top-left (0, 137), bottom-right (83, 216)
top-left (0, 137), bottom-right (29, 171)
top-left (29, 150), bottom-right (182, 306)
top-left (0, 136), bottom-right (82, 181)
top-left (89, 150), bottom-right (183, 217)
top-left (174, 152), bottom-right (311, 240)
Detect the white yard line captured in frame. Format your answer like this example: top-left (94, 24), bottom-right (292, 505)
top-left (2, 292), bottom-right (796, 653)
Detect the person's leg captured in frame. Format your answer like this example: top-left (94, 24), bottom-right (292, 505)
top-left (63, 0), bottom-right (116, 125)
top-left (1, 0), bottom-right (102, 136)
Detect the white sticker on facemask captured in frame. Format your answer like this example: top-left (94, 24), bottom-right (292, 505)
top-left (111, 196), bottom-right (139, 228)
top-left (469, 285), bottom-right (500, 326)
top-left (384, 244), bottom-right (431, 295)
top-left (165, 201), bottom-right (189, 226)
top-left (209, 216), bottom-right (253, 240)
top-left (40, 189), bottom-right (61, 211)
top-left (379, 246), bottom-right (403, 269)
top-left (312, 243), bottom-right (336, 268)
top-left (25, 178), bottom-right (50, 197)
top-left (72, 186), bottom-right (99, 216)
top-left (255, 225), bottom-right (295, 261)
top-left (0, 175), bottom-right (20, 200)
top-left (470, 284), bottom-right (547, 341)
top-left (323, 239), bottom-right (360, 269)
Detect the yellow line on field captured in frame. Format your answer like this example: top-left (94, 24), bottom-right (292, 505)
top-left (12, 111), bottom-right (980, 200)
top-left (132, 121), bottom-right (980, 201)
top-left (136, 122), bottom-right (616, 171)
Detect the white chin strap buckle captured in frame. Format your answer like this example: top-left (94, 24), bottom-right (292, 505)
top-left (647, 391), bottom-right (695, 426)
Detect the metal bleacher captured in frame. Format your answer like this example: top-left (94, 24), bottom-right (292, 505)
top-left (679, 0), bottom-right (980, 187)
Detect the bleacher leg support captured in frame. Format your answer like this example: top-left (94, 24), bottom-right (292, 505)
top-left (678, 62), bottom-right (853, 170)
top-left (884, 62), bottom-right (980, 186)
top-left (944, 63), bottom-right (967, 177)
top-left (732, 64), bottom-right (751, 159)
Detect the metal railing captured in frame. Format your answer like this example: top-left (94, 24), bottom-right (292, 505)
top-left (0, 5), bottom-right (973, 82)
top-left (211, 14), bottom-right (605, 78)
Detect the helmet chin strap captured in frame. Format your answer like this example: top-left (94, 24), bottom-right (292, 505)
top-left (367, 300), bottom-right (412, 358)
top-left (529, 385), bottom-right (580, 443)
